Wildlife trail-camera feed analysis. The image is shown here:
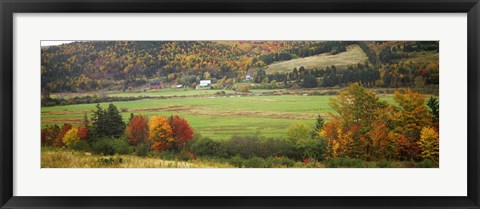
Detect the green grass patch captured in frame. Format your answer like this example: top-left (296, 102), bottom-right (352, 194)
top-left (42, 94), bottom-right (397, 140)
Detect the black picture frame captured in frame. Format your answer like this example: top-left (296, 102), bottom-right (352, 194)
top-left (1, 0), bottom-right (479, 208)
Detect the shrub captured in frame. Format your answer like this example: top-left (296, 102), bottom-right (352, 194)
top-left (70, 140), bottom-right (90, 151)
top-left (178, 150), bottom-right (195, 161)
top-left (41, 125), bottom-right (61, 146)
top-left (221, 135), bottom-right (301, 160)
top-left (229, 156), bottom-right (244, 168)
top-left (297, 137), bottom-right (327, 161)
top-left (215, 91), bottom-right (226, 96)
top-left (91, 137), bottom-right (133, 155)
top-left (375, 159), bottom-right (392, 168)
top-left (286, 123), bottom-right (328, 161)
top-left (324, 157), bottom-right (366, 168)
top-left (258, 137), bottom-right (296, 158)
top-left (237, 84), bottom-right (250, 93)
top-left (135, 142), bottom-right (151, 157)
top-left (190, 137), bottom-right (227, 157)
top-left (418, 159), bottom-right (437, 168)
top-left (278, 157), bottom-right (295, 167)
top-left (62, 127), bottom-right (80, 148)
top-left (224, 135), bottom-right (262, 158)
top-left (265, 157), bottom-right (295, 168)
top-left (286, 123), bottom-right (311, 142)
top-left (77, 126), bottom-right (89, 140)
top-left (92, 137), bottom-right (116, 155)
top-left (114, 136), bottom-right (135, 155)
top-left (244, 157), bottom-right (266, 168)
top-left (157, 150), bottom-right (177, 161)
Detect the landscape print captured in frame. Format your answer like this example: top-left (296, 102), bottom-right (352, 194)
top-left (41, 41), bottom-right (439, 168)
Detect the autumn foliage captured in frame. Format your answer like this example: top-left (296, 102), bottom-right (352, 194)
top-left (323, 83), bottom-right (438, 163)
top-left (169, 115), bottom-right (194, 150)
top-left (148, 116), bottom-right (174, 151)
top-left (126, 114), bottom-right (149, 145)
top-left (77, 126), bottom-right (89, 140)
top-left (54, 123), bottom-right (73, 147)
top-left (418, 127), bottom-right (439, 163)
top-left (62, 127), bottom-right (80, 148)
top-left (41, 125), bottom-right (61, 146)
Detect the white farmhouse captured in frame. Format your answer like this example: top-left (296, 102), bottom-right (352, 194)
top-left (198, 80), bottom-right (211, 88)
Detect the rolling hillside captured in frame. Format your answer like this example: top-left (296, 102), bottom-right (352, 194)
top-left (41, 41), bottom-right (438, 93)
top-left (266, 44), bottom-right (368, 73)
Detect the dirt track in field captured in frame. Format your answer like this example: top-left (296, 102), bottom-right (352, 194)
top-left (42, 105), bottom-right (328, 124)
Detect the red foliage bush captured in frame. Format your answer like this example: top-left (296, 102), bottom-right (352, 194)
top-left (397, 135), bottom-right (422, 161)
top-left (77, 126), bottom-right (89, 140)
top-left (54, 123), bottom-right (72, 147)
top-left (169, 115), bottom-right (194, 150)
top-left (126, 114), bottom-right (149, 145)
top-left (41, 125), bottom-right (60, 146)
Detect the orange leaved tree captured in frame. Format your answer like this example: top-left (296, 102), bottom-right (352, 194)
top-left (148, 116), bottom-right (174, 151)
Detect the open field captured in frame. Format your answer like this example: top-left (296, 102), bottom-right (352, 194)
top-left (42, 93), bottom-right (396, 140)
top-left (266, 44), bottom-right (368, 73)
top-left (398, 51), bottom-right (439, 65)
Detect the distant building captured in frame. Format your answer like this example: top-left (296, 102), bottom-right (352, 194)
top-left (198, 80), bottom-right (211, 88)
top-left (150, 81), bottom-right (162, 89)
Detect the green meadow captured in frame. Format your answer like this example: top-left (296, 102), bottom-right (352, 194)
top-left (42, 94), bottom-right (395, 140)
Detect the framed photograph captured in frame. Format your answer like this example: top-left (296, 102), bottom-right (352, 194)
top-left (1, 0), bottom-right (479, 208)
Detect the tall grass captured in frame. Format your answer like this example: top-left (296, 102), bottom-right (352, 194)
top-left (41, 147), bottom-right (233, 168)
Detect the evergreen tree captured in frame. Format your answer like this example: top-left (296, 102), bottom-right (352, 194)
top-left (89, 104), bottom-right (106, 138)
top-left (311, 114), bottom-right (325, 137)
top-left (302, 74), bottom-right (317, 88)
top-left (89, 103), bottom-right (126, 139)
top-left (427, 97), bottom-right (439, 124)
top-left (105, 103), bottom-right (126, 138)
top-left (314, 115), bottom-right (325, 133)
top-left (82, 113), bottom-right (90, 128)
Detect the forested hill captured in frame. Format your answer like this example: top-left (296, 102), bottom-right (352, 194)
top-left (41, 41), bottom-right (438, 93)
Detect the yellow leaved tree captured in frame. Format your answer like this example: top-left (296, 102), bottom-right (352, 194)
top-left (148, 116), bottom-right (174, 151)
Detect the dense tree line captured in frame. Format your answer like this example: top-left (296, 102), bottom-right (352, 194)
top-left (256, 58), bottom-right (438, 89)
